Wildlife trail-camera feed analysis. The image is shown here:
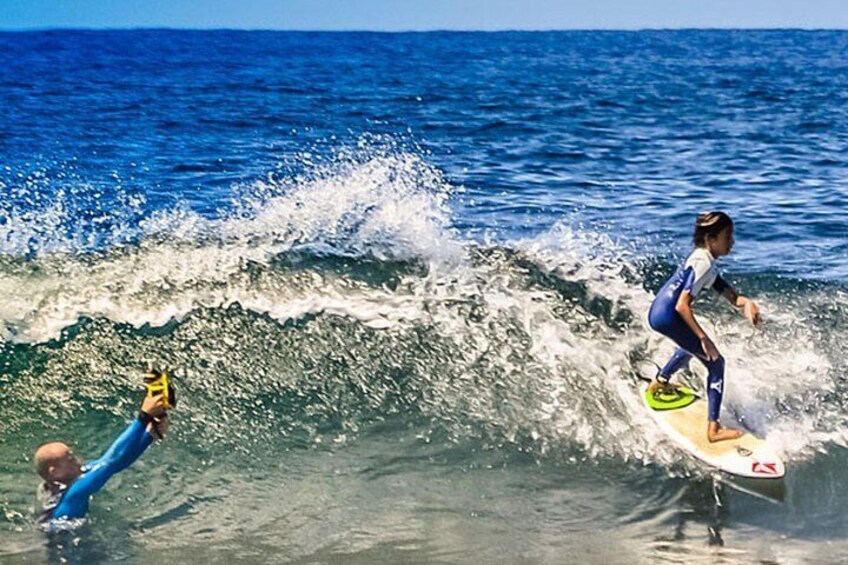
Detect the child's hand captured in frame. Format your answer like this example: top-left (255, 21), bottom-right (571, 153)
top-left (742, 297), bottom-right (760, 326)
top-left (700, 336), bottom-right (720, 361)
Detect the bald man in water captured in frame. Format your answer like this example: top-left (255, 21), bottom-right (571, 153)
top-left (35, 394), bottom-right (170, 527)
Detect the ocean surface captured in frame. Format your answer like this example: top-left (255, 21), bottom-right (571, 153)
top-left (1, 29), bottom-right (847, 564)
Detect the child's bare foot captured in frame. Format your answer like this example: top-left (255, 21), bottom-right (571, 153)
top-left (707, 421), bottom-right (744, 443)
top-left (648, 378), bottom-right (675, 396)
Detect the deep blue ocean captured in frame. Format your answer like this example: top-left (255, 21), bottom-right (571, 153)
top-left (1, 30), bottom-right (847, 564)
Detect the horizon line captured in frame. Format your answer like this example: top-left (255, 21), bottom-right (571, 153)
top-left (2, 26), bottom-right (848, 33)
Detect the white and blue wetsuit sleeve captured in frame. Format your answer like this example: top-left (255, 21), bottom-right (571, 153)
top-left (681, 251), bottom-right (717, 298)
top-left (50, 418), bottom-right (154, 521)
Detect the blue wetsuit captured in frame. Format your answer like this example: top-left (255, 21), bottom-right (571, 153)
top-left (648, 247), bottom-right (730, 422)
top-left (39, 417), bottom-right (154, 526)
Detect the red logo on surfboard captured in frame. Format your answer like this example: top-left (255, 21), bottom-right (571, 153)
top-left (751, 461), bottom-right (779, 475)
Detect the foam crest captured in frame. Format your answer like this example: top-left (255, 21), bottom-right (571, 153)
top-left (0, 150), bottom-right (461, 343)
top-left (0, 174), bottom-right (845, 471)
top-left (220, 152), bottom-right (463, 264)
top-left (0, 168), bottom-right (147, 256)
top-left (0, 193), bottom-right (71, 256)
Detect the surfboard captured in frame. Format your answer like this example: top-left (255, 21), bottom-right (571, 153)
top-left (641, 383), bottom-right (785, 479)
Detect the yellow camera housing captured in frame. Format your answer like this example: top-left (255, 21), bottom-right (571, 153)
top-left (144, 369), bottom-right (176, 408)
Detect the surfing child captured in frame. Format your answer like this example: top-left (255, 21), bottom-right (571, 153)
top-left (647, 211), bottom-right (760, 443)
top-left (34, 392), bottom-right (170, 528)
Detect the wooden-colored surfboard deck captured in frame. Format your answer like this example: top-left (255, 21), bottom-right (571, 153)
top-left (642, 384), bottom-right (785, 479)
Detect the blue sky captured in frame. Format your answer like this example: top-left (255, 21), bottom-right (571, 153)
top-left (3, 0), bottom-right (848, 30)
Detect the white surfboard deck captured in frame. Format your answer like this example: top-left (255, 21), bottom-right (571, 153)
top-left (641, 383), bottom-right (785, 479)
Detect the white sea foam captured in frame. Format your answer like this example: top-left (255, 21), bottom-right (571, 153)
top-left (0, 153), bottom-right (843, 469)
top-left (0, 151), bottom-right (460, 343)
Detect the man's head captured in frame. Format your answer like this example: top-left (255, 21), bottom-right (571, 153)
top-left (34, 442), bottom-right (83, 485)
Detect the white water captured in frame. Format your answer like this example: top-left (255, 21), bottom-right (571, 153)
top-left (0, 152), bottom-right (844, 473)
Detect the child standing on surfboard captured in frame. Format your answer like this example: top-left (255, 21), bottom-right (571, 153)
top-left (648, 211), bottom-right (761, 443)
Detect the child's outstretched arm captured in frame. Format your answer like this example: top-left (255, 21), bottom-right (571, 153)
top-left (717, 280), bottom-right (760, 326)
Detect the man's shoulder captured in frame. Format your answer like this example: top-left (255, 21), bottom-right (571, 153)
top-left (36, 482), bottom-right (64, 524)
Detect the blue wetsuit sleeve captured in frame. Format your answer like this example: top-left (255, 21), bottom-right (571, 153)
top-left (712, 274), bottom-right (729, 294)
top-left (681, 266), bottom-right (697, 293)
top-left (88, 417), bottom-right (153, 473)
top-left (51, 418), bottom-right (154, 520)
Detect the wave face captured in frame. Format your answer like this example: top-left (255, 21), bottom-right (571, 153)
top-left (1, 30), bottom-right (848, 564)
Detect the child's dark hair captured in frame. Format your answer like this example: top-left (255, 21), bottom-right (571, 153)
top-left (693, 211), bottom-right (733, 246)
